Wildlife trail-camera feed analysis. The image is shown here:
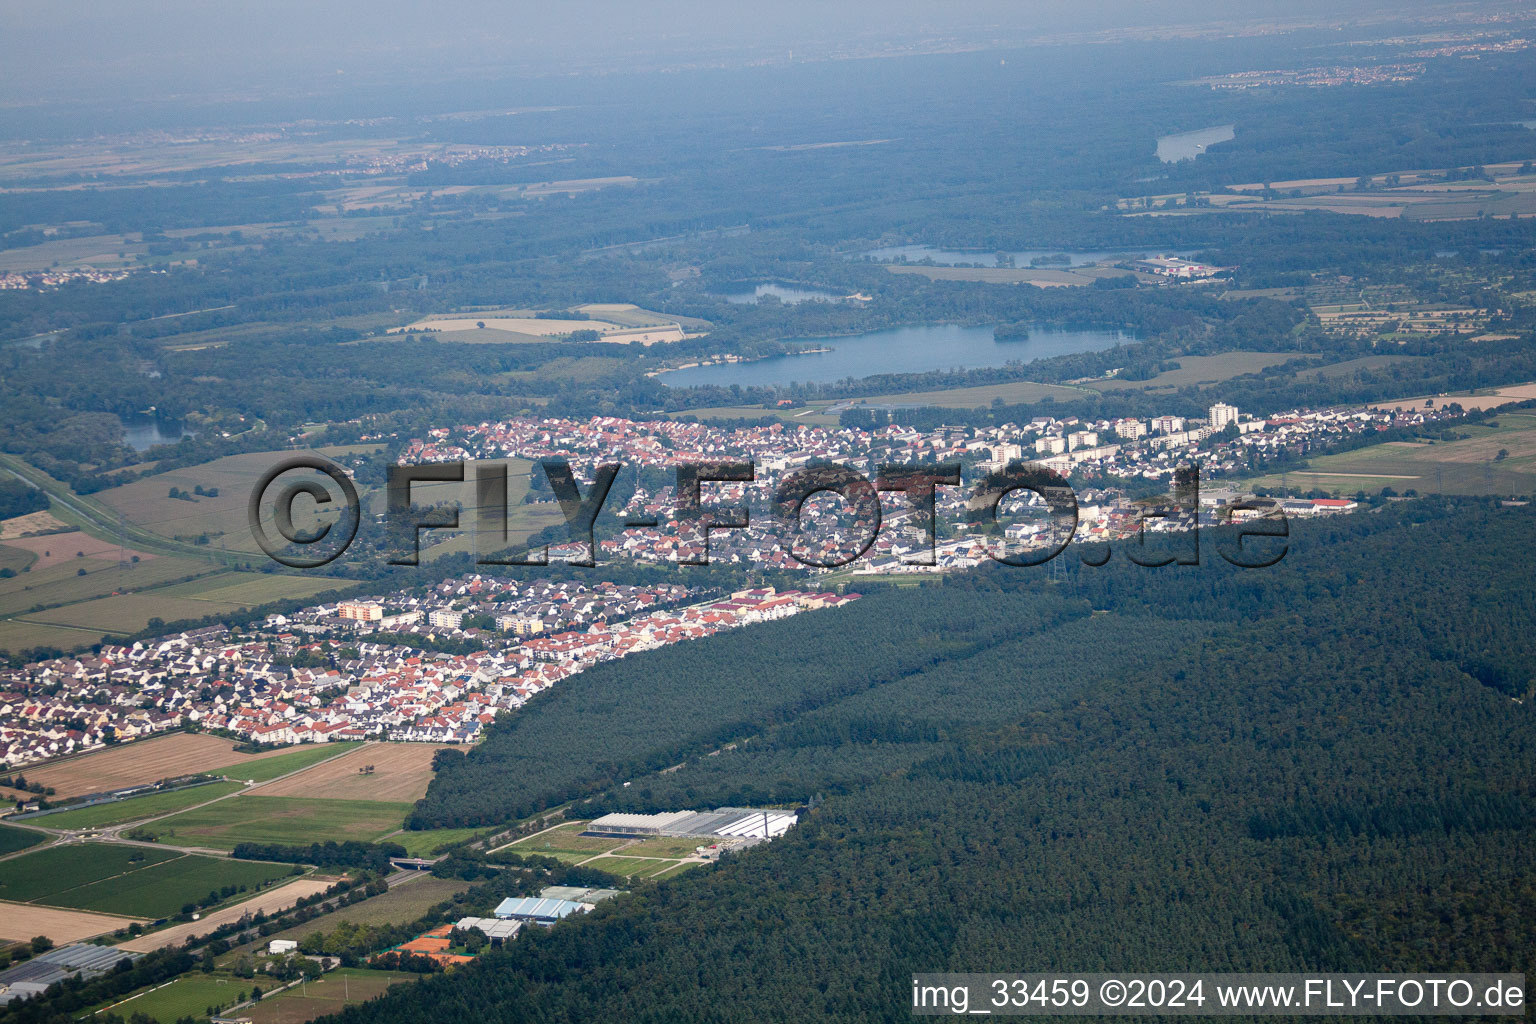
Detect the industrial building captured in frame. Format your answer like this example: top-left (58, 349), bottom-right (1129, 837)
top-left (493, 896), bottom-right (593, 926)
top-left (586, 806), bottom-right (798, 839)
top-left (455, 916), bottom-right (522, 941)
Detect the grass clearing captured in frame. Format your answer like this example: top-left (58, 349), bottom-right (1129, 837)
top-left (34, 781), bottom-right (245, 830)
top-left (623, 836), bottom-right (709, 858)
top-left (579, 855), bottom-right (678, 877)
top-left (144, 795), bottom-right (411, 849)
top-left (389, 827), bottom-right (489, 857)
top-left (649, 862), bottom-right (700, 881)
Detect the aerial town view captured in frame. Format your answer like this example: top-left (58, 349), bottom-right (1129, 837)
top-left (1, 0), bottom-right (1534, 1021)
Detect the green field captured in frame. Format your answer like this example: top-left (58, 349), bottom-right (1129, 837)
top-left (96, 972), bottom-right (250, 1022)
top-left (144, 795), bottom-right (411, 849)
top-left (1088, 351), bottom-right (1307, 392)
top-left (0, 821), bottom-right (45, 855)
top-left (96, 450), bottom-right (350, 554)
top-left (0, 542), bottom-right (38, 574)
top-left (1243, 413), bottom-right (1536, 496)
top-left (152, 571), bottom-right (351, 606)
top-left (0, 617), bottom-right (111, 650)
top-left (649, 862), bottom-right (700, 881)
top-left (50, 853), bottom-right (296, 919)
top-left (502, 823), bottom-right (629, 859)
top-left (0, 843), bottom-right (179, 903)
top-left (580, 855), bottom-right (684, 877)
top-left (845, 378), bottom-right (1094, 409)
top-left (230, 743), bottom-right (362, 784)
top-left (35, 781), bottom-right (245, 830)
top-left (29, 593), bottom-right (251, 634)
top-left (256, 878), bottom-right (468, 944)
top-left (389, 827), bottom-right (489, 857)
top-left (623, 836), bottom-right (708, 858)
top-left (0, 554), bottom-right (213, 619)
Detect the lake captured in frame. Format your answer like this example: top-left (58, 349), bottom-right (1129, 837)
top-left (721, 282), bottom-right (845, 304)
top-left (660, 323), bottom-right (1129, 389)
top-left (120, 414), bottom-right (194, 452)
top-left (1156, 124), bottom-right (1235, 163)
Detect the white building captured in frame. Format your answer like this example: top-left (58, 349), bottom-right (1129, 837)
top-left (1209, 403), bottom-right (1239, 430)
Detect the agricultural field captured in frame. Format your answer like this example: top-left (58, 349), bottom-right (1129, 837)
top-left (95, 449), bottom-right (348, 554)
top-left (1244, 413), bottom-right (1536, 496)
top-left (16, 732), bottom-right (348, 798)
top-left (0, 900), bottom-right (143, 944)
top-left (0, 821), bottom-right (45, 855)
top-left (0, 542), bottom-right (37, 574)
top-left (623, 836), bottom-right (711, 858)
top-left (51, 853), bottom-right (297, 919)
top-left (120, 876), bottom-right (338, 952)
top-left (33, 782), bottom-right (245, 830)
top-left (0, 843), bottom-right (181, 903)
top-left (245, 968), bottom-right (420, 1024)
top-left (149, 571), bottom-right (351, 607)
top-left (0, 552), bottom-right (211, 619)
top-left (667, 403), bottom-right (842, 427)
top-left (388, 827), bottom-right (490, 858)
top-left (0, 619), bottom-right (113, 652)
top-left (1088, 352), bottom-right (1307, 392)
top-left (233, 743), bottom-right (364, 784)
top-left (257, 743), bottom-right (449, 803)
top-left (1370, 381), bottom-right (1536, 413)
top-left (142, 795), bottom-right (412, 849)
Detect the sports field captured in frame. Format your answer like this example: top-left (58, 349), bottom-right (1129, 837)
top-left (257, 743), bottom-right (449, 802)
top-left (244, 969), bottom-right (419, 1024)
top-left (93, 972), bottom-right (250, 1022)
top-left (34, 781), bottom-right (245, 830)
top-left (144, 795), bottom-right (412, 849)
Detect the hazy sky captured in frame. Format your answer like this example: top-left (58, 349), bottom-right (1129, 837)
top-left (0, 0), bottom-right (1462, 106)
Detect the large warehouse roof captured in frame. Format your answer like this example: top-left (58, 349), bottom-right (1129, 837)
top-left (493, 897), bottom-right (592, 922)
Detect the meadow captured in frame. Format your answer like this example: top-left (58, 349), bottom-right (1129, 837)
top-left (497, 822), bottom-right (629, 860)
top-left (144, 795), bottom-right (412, 849)
top-left (1086, 352), bottom-right (1307, 392)
top-left (94, 972), bottom-right (251, 1023)
top-left (35, 781), bottom-right (245, 830)
top-left (389, 827), bottom-right (491, 858)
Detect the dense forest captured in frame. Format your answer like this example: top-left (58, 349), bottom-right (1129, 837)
top-left (323, 499), bottom-right (1536, 1021)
